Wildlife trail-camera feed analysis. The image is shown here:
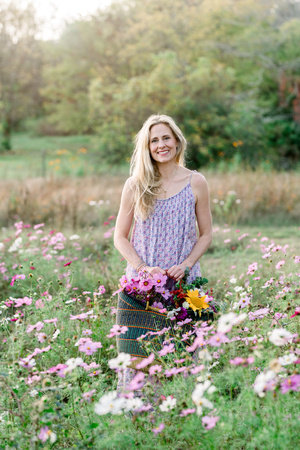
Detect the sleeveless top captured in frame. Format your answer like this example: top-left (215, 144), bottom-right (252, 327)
top-left (126, 173), bottom-right (201, 284)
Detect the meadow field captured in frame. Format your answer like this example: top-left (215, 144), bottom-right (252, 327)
top-left (0, 135), bottom-right (299, 448)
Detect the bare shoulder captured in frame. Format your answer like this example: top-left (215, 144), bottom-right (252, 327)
top-left (120, 176), bottom-right (136, 204)
top-left (190, 171), bottom-right (209, 203)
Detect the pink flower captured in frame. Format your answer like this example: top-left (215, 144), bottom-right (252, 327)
top-left (152, 273), bottom-right (168, 286)
top-left (36, 332), bottom-right (47, 343)
top-left (81, 389), bottom-right (96, 402)
top-left (158, 343), bottom-right (175, 356)
top-left (248, 308), bottom-right (269, 321)
top-left (107, 324), bottom-right (128, 338)
top-left (26, 321), bottom-right (44, 333)
top-left (202, 415), bottom-right (220, 430)
top-left (152, 423), bottom-right (165, 435)
top-left (80, 362), bottom-right (100, 372)
top-left (82, 329), bottom-right (92, 336)
top-left (280, 375), bottom-right (300, 393)
top-left (63, 261), bottom-right (72, 267)
top-left (88, 370), bottom-right (100, 377)
top-left (78, 339), bottom-right (102, 355)
top-left (128, 372), bottom-right (145, 391)
top-left (276, 260), bottom-right (285, 270)
top-left (10, 273), bottom-right (26, 286)
top-left (35, 299), bottom-right (45, 309)
top-left (208, 332), bottom-right (229, 347)
top-left (247, 262), bottom-right (258, 275)
top-left (180, 408), bottom-right (196, 417)
top-left (136, 353), bottom-right (155, 369)
top-left (149, 365), bottom-right (162, 376)
top-left (139, 278), bottom-right (154, 291)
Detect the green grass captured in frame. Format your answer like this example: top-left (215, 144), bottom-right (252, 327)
top-left (0, 221), bottom-right (299, 448)
top-left (0, 133), bottom-right (129, 179)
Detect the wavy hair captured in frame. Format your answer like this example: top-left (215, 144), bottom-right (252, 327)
top-left (130, 114), bottom-right (187, 220)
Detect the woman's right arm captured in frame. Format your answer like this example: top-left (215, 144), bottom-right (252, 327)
top-left (114, 177), bottom-right (144, 270)
top-left (114, 177), bottom-right (166, 276)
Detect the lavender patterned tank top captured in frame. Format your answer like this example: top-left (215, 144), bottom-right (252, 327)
top-left (126, 174), bottom-right (201, 283)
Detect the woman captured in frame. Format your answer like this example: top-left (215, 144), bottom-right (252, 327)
top-left (114, 114), bottom-right (212, 388)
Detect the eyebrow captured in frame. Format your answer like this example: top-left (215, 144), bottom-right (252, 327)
top-left (151, 134), bottom-right (171, 139)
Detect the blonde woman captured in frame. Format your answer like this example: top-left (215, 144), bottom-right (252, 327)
top-left (114, 114), bottom-right (212, 389)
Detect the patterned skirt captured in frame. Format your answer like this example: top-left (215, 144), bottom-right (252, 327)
top-left (116, 291), bottom-right (170, 359)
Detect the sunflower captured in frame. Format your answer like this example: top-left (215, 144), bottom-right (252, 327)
top-left (185, 289), bottom-right (209, 312)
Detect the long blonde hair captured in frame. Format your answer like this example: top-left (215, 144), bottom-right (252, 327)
top-left (130, 114), bottom-right (187, 220)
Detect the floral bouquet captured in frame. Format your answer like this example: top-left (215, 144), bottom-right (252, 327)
top-left (115, 268), bottom-right (218, 323)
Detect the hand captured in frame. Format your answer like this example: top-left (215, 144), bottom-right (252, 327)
top-left (167, 264), bottom-right (189, 281)
top-left (144, 266), bottom-right (166, 277)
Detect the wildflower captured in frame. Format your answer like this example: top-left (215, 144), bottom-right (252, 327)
top-left (253, 370), bottom-right (276, 397)
top-left (217, 312), bottom-right (246, 333)
top-left (208, 332), bottom-right (229, 347)
top-left (159, 396), bottom-right (177, 412)
top-left (153, 273), bottom-right (168, 286)
top-left (238, 296), bottom-right (251, 309)
top-left (152, 423), bottom-right (165, 435)
top-left (247, 262), bottom-right (258, 275)
top-left (278, 353), bottom-right (298, 366)
top-left (19, 357), bottom-right (36, 369)
top-left (108, 353), bottom-right (131, 370)
top-left (107, 324), bottom-right (128, 338)
top-left (248, 308), bottom-right (269, 321)
top-left (82, 329), bottom-right (92, 336)
top-left (81, 389), bottom-right (96, 403)
top-left (94, 391), bottom-right (125, 415)
top-left (38, 426), bottom-right (57, 443)
top-left (269, 328), bottom-right (293, 346)
top-left (10, 274), bottom-right (25, 287)
top-left (185, 289), bottom-right (209, 312)
top-left (128, 372), bottom-right (145, 391)
top-left (180, 408), bottom-right (196, 417)
top-left (192, 387), bottom-right (213, 416)
top-left (136, 353), bottom-right (155, 369)
top-left (158, 343), bottom-right (175, 356)
top-left (276, 260), bottom-right (285, 270)
top-left (64, 357), bottom-right (84, 375)
top-left (139, 278), bottom-right (154, 291)
top-left (202, 415), bottom-right (220, 430)
top-left (280, 375), bottom-right (300, 394)
top-left (78, 339), bottom-right (102, 355)
top-left (149, 364), bottom-right (162, 376)
top-left (26, 321), bottom-right (44, 333)
top-left (36, 332), bottom-right (47, 343)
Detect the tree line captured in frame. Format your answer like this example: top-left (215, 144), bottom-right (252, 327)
top-left (1, 0), bottom-right (300, 169)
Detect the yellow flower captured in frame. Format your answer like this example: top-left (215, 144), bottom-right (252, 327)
top-left (185, 289), bottom-right (209, 312)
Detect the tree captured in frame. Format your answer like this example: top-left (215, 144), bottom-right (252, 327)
top-left (0, 0), bottom-right (42, 149)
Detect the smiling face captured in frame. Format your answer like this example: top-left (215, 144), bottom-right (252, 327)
top-left (149, 123), bottom-right (178, 164)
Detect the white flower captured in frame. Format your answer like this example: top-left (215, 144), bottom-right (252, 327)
top-left (123, 397), bottom-right (143, 412)
top-left (278, 353), bottom-right (298, 366)
top-left (198, 349), bottom-right (212, 362)
top-left (182, 301), bottom-right (189, 309)
top-left (52, 329), bottom-right (60, 340)
top-left (253, 370), bottom-right (276, 397)
top-left (8, 237), bottom-right (22, 253)
top-left (229, 277), bottom-right (237, 284)
top-left (69, 234), bottom-right (80, 240)
top-left (64, 357), bottom-right (84, 374)
top-left (89, 200), bottom-right (97, 206)
top-left (29, 389), bottom-right (39, 397)
top-left (192, 384), bottom-right (214, 416)
top-left (217, 312), bottom-right (247, 334)
top-left (108, 352), bottom-right (131, 370)
top-left (269, 328), bottom-right (293, 346)
top-left (159, 396), bottom-right (177, 412)
top-left (234, 286), bottom-right (243, 293)
top-left (0, 243), bottom-right (4, 251)
top-left (94, 391), bottom-right (126, 415)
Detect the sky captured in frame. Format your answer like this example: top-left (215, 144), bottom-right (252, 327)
top-left (30, 0), bottom-right (114, 40)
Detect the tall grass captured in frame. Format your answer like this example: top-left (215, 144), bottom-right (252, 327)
top-left (0, 171), bottom-right (299, 228)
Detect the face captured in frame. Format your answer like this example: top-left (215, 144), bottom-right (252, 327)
top-left (149, 123), bottom-right (178, 164)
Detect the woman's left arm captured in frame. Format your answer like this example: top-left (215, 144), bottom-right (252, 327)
top-left (167, 173), bottom-right (212, 281)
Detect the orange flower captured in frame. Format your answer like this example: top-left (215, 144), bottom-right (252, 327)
top-left (185, 289), bottom-right (209, 312)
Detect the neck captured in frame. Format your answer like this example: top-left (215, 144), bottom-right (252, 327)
top-left (157, 161), bottom-right (179, 181)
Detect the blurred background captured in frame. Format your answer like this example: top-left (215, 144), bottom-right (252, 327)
top-left (0, 0), bottom-right (299, 228)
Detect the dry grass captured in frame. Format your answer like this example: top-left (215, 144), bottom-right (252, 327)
top-left (0, 171), bottom-right (299, 228)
